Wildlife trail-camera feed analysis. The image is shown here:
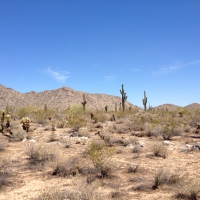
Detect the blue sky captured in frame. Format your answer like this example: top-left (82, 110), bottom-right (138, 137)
top-left (0, 0), bottom-right (200, 107)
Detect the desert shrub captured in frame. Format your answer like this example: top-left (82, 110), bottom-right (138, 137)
top-left (130, 121), bottom-right (145, 131)
top-left (87, 140), bottom-right (115, 177)
top-left (0, 156), bottom-right (12, 188)
top-left (56, 119), bottom-right (67, 128)
top-left (161, 125), bottom-right (182, 140)
top-left (48, 132), bottom-right (58, 142)
top-left (0, 156), bottom-right (11, 175)
top-left (65, 184), bottom-right (106, 200)
top-left (68, 116), bottom-right (87, 131)
top-left (144, 124), bottom-right (155, 137)
top-left (150, 142), bottom-right (168, 158)
top-left (132, 144), bottom-right (142, 153)
top-left (101, 132), bottom-right (112, 145)
top-left (16, 105), bottom-right (37, 119)
top-left (61, 137), bottom-right (72, 148)
top-left (94, 111), bottom-right (107, 123)
top-left (34, 186), bottom-right (65, 200)
top-left (33, 109), bottom-right (47, 125)
top-left (127, 164), bottom-right (139, 173)
top-left (188, 109), bottom-right (200, 125)
top-left (167, 170), bottom-right (182, 184)
top-left (115, 111), bottom-right (130, 119)
top-left (152, 169), bottom-right (168, 189)
top-left (67, 108), bottom-right (88, 131)
top-left (27, 144), bottom-right (58, 165)
top-left (175, 183), bottom-right (200, 200)
top-left (152, 168), bottom-right (182, 190)
top-left (122, 136), bottom-right (139, 147)
top-left (8, 127), bottom-right (27, 142)
top-left (52, 157), bottom-right (80, 177)
top-left (0, 139), bottom-right (8, 151)
top-left (184, 125), bottom-right (191, 133)
top-left (113, 123), bottom-right (130, 134)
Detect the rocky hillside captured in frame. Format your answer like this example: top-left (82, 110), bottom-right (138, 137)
top-left (155, 103), bottom-right (200, 111)
top-left (0, 84), bottom-right (136, 111)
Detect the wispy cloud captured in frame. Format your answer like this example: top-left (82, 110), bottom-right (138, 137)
top-left (104, 76), bottom-right (117, 83)
top-left (152, 59), bottom-right (200, 76)
top-left (44, 68), bottom-right (70, 82)
top-left (184, 59), bottom-right (200, 67)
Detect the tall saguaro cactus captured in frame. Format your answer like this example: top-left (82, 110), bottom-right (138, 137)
top-left (142, 91), bottom-right (147, 111)
top-left (120, 84), bottom-right (127, 112)
top-left (81, 93), bottom-right (87, 111)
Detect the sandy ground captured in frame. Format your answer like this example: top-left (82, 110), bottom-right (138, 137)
top-left (0, 119), bottom-right (200, 200)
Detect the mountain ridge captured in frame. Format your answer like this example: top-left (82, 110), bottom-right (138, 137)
top-left (0, 84), bottom-right (134, 111)
top-left (0, 84), bottom-right (199, 111)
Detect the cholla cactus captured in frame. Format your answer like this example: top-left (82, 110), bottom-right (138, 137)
top-left (51, 121), bottom-right (56, 131)
top-left (5, 114), bottom-right (11, 128)
top-left (20, 117), bottom-right (31, 132)
top-left (0, 111), bottom-right (5, 131)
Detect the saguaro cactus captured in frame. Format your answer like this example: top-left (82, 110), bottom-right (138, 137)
top-left (81, 93), bottom-right (87, 111)
top-left (44, 104), bottom-right (47, 112)
top-left (142, 91), bottom-right (147, 111)
top-left (120, 84), bottom-right (127, 112)
top-left (105, 105), bottom-right (108, 113)
top-left (115, 103), bottom-right (117, 112)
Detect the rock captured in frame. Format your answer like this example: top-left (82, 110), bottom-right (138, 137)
top-left (29, 139), bottom-right (36, 143)
top-left (192, 142), bottom-right (200, 150)
top-left (186, 144), bottom-right (191, 148)
top-left (163, 140), bottom-right (174, 145)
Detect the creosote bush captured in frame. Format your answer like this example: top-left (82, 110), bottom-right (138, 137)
top-left (67, 106), bottom-right (88, 131)
top-left (161, 124), bottom-right (182, 140)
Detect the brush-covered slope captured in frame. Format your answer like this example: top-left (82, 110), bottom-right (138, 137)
top-left (0, 84), bottom-right (136, 111)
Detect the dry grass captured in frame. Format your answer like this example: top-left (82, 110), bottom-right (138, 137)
top-left (34, 186), bottom-right (65, 200)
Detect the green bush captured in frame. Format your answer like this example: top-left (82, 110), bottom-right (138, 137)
top-left (87, 140), bottom-right (115, 177)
